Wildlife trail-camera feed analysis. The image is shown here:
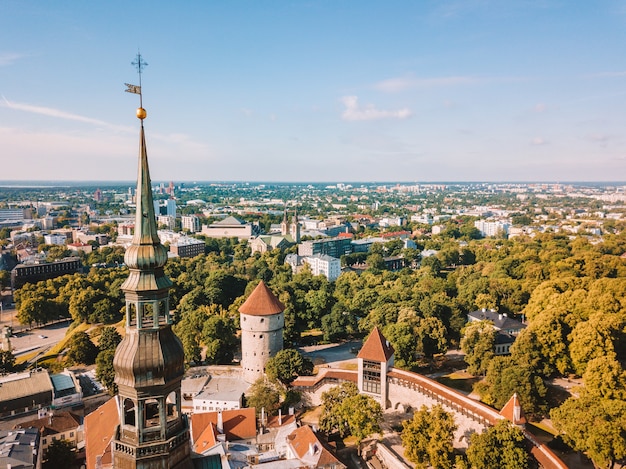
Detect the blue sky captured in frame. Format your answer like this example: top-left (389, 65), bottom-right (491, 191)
top-left (1, 0), bottom-right (626, 182)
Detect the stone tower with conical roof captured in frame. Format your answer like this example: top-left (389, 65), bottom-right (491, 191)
top-left (111, 80), bottom-right (192, 469)
top-left (239, 281), bottom-right (285, 383)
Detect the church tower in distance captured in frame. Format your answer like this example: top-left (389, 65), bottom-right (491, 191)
top-left (111, 55), bottom-right (192, 469)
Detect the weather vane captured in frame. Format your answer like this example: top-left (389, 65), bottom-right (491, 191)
top-left (125, 52), bottom-right (148, 118)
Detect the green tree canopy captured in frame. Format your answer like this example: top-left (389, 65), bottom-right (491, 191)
top-left (465, 420), bottom-right (529, 469)
top-left (65, 331), bottom-right (98, 365)
top-left (264, 349), bottom-right (313, 384)
top-left (401, 404), bottom-right (457, 469)
top-left (460, 321), bottom-right (495, 376)
top-left (245, 378), bottom-right (281, 417)
top-left (43, 439), bottom-right (75, 469)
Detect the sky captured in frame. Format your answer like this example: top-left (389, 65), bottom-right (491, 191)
top-left (1, 0), bottom-right (626, 183)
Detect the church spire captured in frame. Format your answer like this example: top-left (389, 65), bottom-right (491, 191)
top-left (112, 54), bottom-right (192, 469)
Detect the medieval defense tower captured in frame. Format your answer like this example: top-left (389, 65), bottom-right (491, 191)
top-left (111, 54), bottom-right (192, 469)
top-left (239, 281), bottom-right (285, 383)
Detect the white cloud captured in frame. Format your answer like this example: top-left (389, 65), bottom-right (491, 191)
top-left (1, 96), bottom-right (130, 132)
top-left (375, 75), bottom-right (478, 93)
top-left (340, 96), bottom-right (412, 121)
top-left (531, 137), bottom-right (549, 146)
top-left (0, 53), bottom-right (23, 66)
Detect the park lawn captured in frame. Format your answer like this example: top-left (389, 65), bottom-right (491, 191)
top-left (435, 371), bottom-right (479, 394)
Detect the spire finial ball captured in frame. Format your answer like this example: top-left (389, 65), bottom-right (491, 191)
top-left (136, 107), bottom-right (147, 120)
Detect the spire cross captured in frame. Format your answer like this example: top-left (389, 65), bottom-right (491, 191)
top-left (125, 52), bottom-right (148, 109)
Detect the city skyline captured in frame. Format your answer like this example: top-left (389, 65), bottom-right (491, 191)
top-left (2, 1), bottom-right (626, 182)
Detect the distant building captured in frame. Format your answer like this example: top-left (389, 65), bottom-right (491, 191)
top-left (11, 257), bottom-right (82, 290)
top-left (181, 215), bottom-right (201, 233)
top-left (0, 208), bottom-right (32, 222)
top-left (467, 309), bottom-right (526, 355)
top-left (192, 377), bottom-right (248, 413)
top-left (202, 216), bottom-right (260, 240)
top-left (250, 235), bottom-right (294, 255)
top-left (166, 198), bottom-right (177, 217)
top-left (50, 371), bottom-right (83, 410)
top-left (0, 370), bottom-right (54, 418)
top-left (43, 233), bottom-right (66, 246)
top-left (0, 428), bottom-right (41, 469)
top-left (169, 236), bottom-right (205, 258)
top-left (474, 220), bottom-right (510, 238)
top-left (298, 236), bottom-right (353, 258)
top-left (14, 410), bottom-right (82, 458)
top-left (157, 214), bottom-right (176, 230)
top-left (303, 254), bottom-right (341, 281)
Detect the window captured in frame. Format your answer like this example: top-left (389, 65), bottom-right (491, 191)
top-left (363, 360), bottom-right (381, 394)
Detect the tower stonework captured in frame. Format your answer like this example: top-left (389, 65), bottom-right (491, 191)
top-left (111, 103), bottom-right (192, 469)
top-left (239, 281), bottom-right (285, 383)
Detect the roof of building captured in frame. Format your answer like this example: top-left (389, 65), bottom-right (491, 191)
top-left (239, 281), bottom-right (285, 316)
top-left (287, 425), bottom-right (344, 468)
top-left (357, 327), bottom-right (395, 362)
top-left (50, 373), bottom-right (75, 393)
top-left (84, 396), bottom-right (119, 469)
top-left (193, 421), bottom-right (219, 454)
top-left (0, 370), bottom-right (53, 402)
top-left (194, 377), bottom-right (249, 403)
top-left (0, 428), bottom-right (39, 469)
top-left (500, 393), bottom-right (527, 425)
top-left (468, 309), bottom-right (526, 332)
top-left (14, 411), bottom-right (81, 437)
top-left (191, 408), bottom-right (257, 443)
top-left (211, 216), bottom-right (246, 227)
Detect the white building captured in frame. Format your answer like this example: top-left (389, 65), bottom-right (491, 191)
top-left (474, 220), bottom-right (510, 238)
top-left (157, 215), bottom-right (176, 230)
top-left (303, 254), bottom-right (341, 281)
top-left (43, 233), bottom-right (66, 246)
top-left (191, 377), bottom-right (248, 413)
top-left (181, 215), bottom-right (201, 233)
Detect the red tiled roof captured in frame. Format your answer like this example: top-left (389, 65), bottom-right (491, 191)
top-left (500, 393), bottom-right (527, 425)
top-left (15, 411), bottom-right (81, 436)
top-left (287, 425), bottom-right (343, 468)
top-left (239, 281), bottom-right (285, 316)
top-left (85, 396), bottom-right (119, 469)
top-left (191, 408), bottom-right (257, 443)
top-left (357, 327), bottom-right (394, 362)
top-left (193, 422), bottom-right (219, 454)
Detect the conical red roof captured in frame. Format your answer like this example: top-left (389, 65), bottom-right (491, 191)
top-left (358, 326), bottom-right (394, 362)
top-left (239, 281), bottom-right (285, 316)
top-left (500, 393), bottom-right (527, 425)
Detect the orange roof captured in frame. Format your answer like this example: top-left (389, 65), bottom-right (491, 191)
top-left (239, 281), bottom-right (285, 316)
top-left (500, 393), bottom-right (527, 425)
top-left (266, 413), bottom-right (296, 428)
top-left (287, 425), bottom-right (343, 467)
top-left (193, 421), bottom-right (219, 454)
top-left (15, 411), bottom-right (81, 436)
top-left (357, 327), bottom-right (394, 362)
top-left (85, 396), bottom-right (119, 469)
top-left (191, 408), bottom-right (257, 443)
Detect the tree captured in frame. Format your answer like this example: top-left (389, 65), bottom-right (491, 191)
top-left (98, 326), bottom-right (122, 352)
top-left (551, 395), bottom-right (626, 469)
top-left (44, 439), bottom-right (75, 469)
top-left (478, 356), bottom-right (547, 416)
top-left (202, 314), bottom-right (238, 364)
top-left (342, 394), bottom-right (382, 453)
top-left (465, 420), bottom-right (529, 469)
top-left (319, 383), bottom-right (381, 452)
top-left (245, 378), bottom-right (281, 417)
top-left (401, 405), bottom-right (457, 469)
top-left (416, 316), bottom-right (448, 359)
top-left (65, 331), bottom-right (98, 365)
top-left (319, 382), bottom-right (359, 436)
top-left (582, 355), bottom-right (626, 400)
top-left (460, 321), bottom-right (495, 376)
top-left (265, 349), bottom-right (313, 384)
top-left (0, 350), bottom-right (15, 374)
top-left (95, 348), bottom-right (117, 394)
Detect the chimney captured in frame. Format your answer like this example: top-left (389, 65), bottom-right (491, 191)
top-left (498, 314), bottom-right (503, 321)
top-left (278, 409), bottom-right (282, 426)
top-left (217, 411), bottom-right (223, 434)
top-left (513, 393), bottom-right (521, 423)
